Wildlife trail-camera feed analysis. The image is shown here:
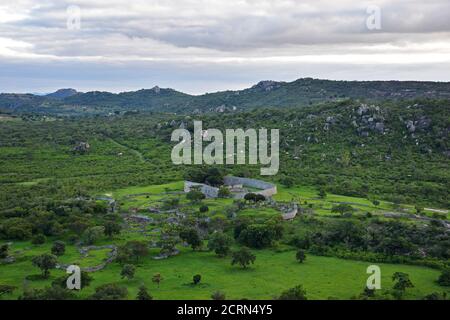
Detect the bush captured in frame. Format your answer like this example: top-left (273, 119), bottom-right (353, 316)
top-left (193, 274), bottom-right (201, 285)
top-left (90, 283), bottom-right (128, 300)
top-left (211, 291), bottom-right (226, 300)
top-left (278, 285), bottom-right (307, 300)
top-left (437, 269), bottom-right (450, 286)
top-left (199, 205), bottom-right (209, 213)
top-left (31, 234), bottom-right (46, 245)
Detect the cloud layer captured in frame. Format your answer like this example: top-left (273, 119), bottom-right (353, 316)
top-left (1, 0), bottom-right (449, 93)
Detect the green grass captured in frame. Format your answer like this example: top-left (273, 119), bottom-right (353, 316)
top-left (1, 246), bottom-right (446, 300)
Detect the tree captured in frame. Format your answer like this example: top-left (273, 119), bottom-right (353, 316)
top-left (31, 234), bottom-right (46, 245)
top-left (83, 226), bottom-right (105, 245)
top-left (193, 274), bottom-right (201, 285)
top-left (104, 221), bottom-right (122, 238)
top-left (208, 232), bottom-right (232, 257)
top-left (32, 253), bottom-right (58, 278)
top-left (0, 284), bottom-right (16, 296)
top-left (51, 241), bottom-right (66, 256)
top-left (121, 264), bottom-right (136, 280)
top-left (211, 291), bottom-right (226, 300)
top-left (90, 283), bottom-right (128, 300)
top-left (318, 188), bottom-right (327, 199)
top-left (392, 272), bottom-right (414, 298)
top-left (437, 269), bottom-right (450, 286)
top-left (415, 205), bottom-right (424, 215)
top-left (152, 273), bottom-right (163, 288)
top-left (20, 285), bottom-right (75, 300)
top-left (137, 285), bottom-right (153, 300)
top-left (218, 186), bottom-right (231, 198)
top-left (118, 240), bottom-right (149, 263)
top-left (244, 193), bottom-right (257, 202)
top-left (279, 176), bottom-right (294, 188)
top-left (231, 247), bottom-right (256, 269)
top-left (296, 249), bottom-right (306, 263)
top-left (331, 204), bottom-right (353, 216)
top-left (372, 200), bottom-right (380, 207)
top-left (199, 205), bottom-right (209, 213)
top-left (180, 227), bottom-right (202, 250)
top-left (186, 190), bottom-right (206, 203)
top-left (0, 243), bottom-right (9, 259)
top-left (278, 285), bottom-right (307, 300)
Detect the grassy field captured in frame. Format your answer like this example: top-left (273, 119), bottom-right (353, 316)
top-left (0, 244), bottom-right (446, 300)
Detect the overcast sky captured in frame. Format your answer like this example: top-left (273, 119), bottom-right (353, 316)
top-left (1, 0), bottom-right (449, 94)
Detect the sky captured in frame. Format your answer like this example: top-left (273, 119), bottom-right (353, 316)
top-left (0, 0), bottom-right (450, 94)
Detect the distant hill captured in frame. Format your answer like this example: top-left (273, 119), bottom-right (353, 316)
top-left (46, 88), bottom-right (78, 99)
top-left (1, 78), bottom-right (450, 115)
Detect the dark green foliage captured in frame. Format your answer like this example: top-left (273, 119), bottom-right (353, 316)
top-left (237, 219), bottom-right (283, 248)
top-left (19, 285), bottom-right (76, 300)
top-left (121, 264), bottom-right (136, 280)
top-left (231, 247), bottom-right (256, 269)
top-left (392, 272), bottom-right (414, 291)
top-left (296, 250), bottom-right (306, 263)
top-left (137, 285), bottom-right (153, 300)
top-left (179, 228), bottom-right (202, 250)
top-left (90, 283), bottom-right (128, 300)
top-left (31, 253), bottom-right (57, 278)
top-left (51, 241), bottom-right (65, 256)
top-left (0, 243), bottom-right (9, 259)
top-left (193, 274), bottom-right (201, 285)
top-left (437, 269), bottom-right (450, 286)
top-left (104, 221), bottom-right (122, 238)
top-left (208, 232), bottom-right (232, 257)
top-left (218, 186), bottom-right (231, 198)
top-left (278, 285), bottom-right (307, 300)
top-left (331, 204), bottom-right (354, 215)
top-left (186, 190), bottom-right (206, 203)
top-left (199, 205), bottom-right (209, 213)
top-left (117, 241), bottom-right (149, 263)
top-left (0, 284), bottom-right (16, 296)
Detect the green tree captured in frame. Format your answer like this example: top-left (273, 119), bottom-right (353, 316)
top-left (83, 226), bottom-right (105, 245)
top-left (104, 221), bottom-right (122, 238)
top-left (331, 204), bottom-right (353, 216)
top-left (137, 285), bottom-right (153, 300)
top-left (0, 243), bottom-right (9, 259)
top-left (121, 264), bottom-right (136, 280)
top-left (231, 247), bottom-right (256, 269)
top-left (218, 186), bottom-right (231, 198)
top-left (0, 284), bottom-right (16, 296)
top-left (51, 241), bottom-right (66, 256)
top-left (32, 253), bottom-right (58, 278)
top-left (392, 272), bottom-right (414, 298)
top-left (90, 283), bottom-right (128, 300)
top-left (193, 274), bottom-right (201, 285)
top-left (186, 190), bottom-right (206, 203)
top-left (296, 249), bottom-right (306, 263)
top-left (180, 227), bottom-right (202, 250)
top-left (208, 232), bottom-right (232, 257)
top-left (437, 269), bottom-right (450, 286)
top-left (31, 234), bottom-right (46, 245)
top-left (278, 285), bottom-right (307, 300)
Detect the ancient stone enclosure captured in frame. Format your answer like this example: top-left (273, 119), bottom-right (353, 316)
top-left (184, 176), bottom-right (277, 199)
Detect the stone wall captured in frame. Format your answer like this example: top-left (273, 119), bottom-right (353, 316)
top-left (184, 181), bottom-right (219, 198)
top-left (224, 176), bottom-right (277, 198)
top-left (184, 176), bottom-right (277, 199)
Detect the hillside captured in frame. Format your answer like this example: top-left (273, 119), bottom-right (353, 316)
top-left (1, 78), bottom-right (450, 115)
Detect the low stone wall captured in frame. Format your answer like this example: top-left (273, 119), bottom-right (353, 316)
top-left (184, 181), bottom-right (219, 198)
top-left (184, 176), bottom-right (277, 199)
top-left (224, 176), bottom-right (277, 198)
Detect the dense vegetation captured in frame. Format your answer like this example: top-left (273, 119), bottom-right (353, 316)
top-left (0, 95), bottom-right (449, 300)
